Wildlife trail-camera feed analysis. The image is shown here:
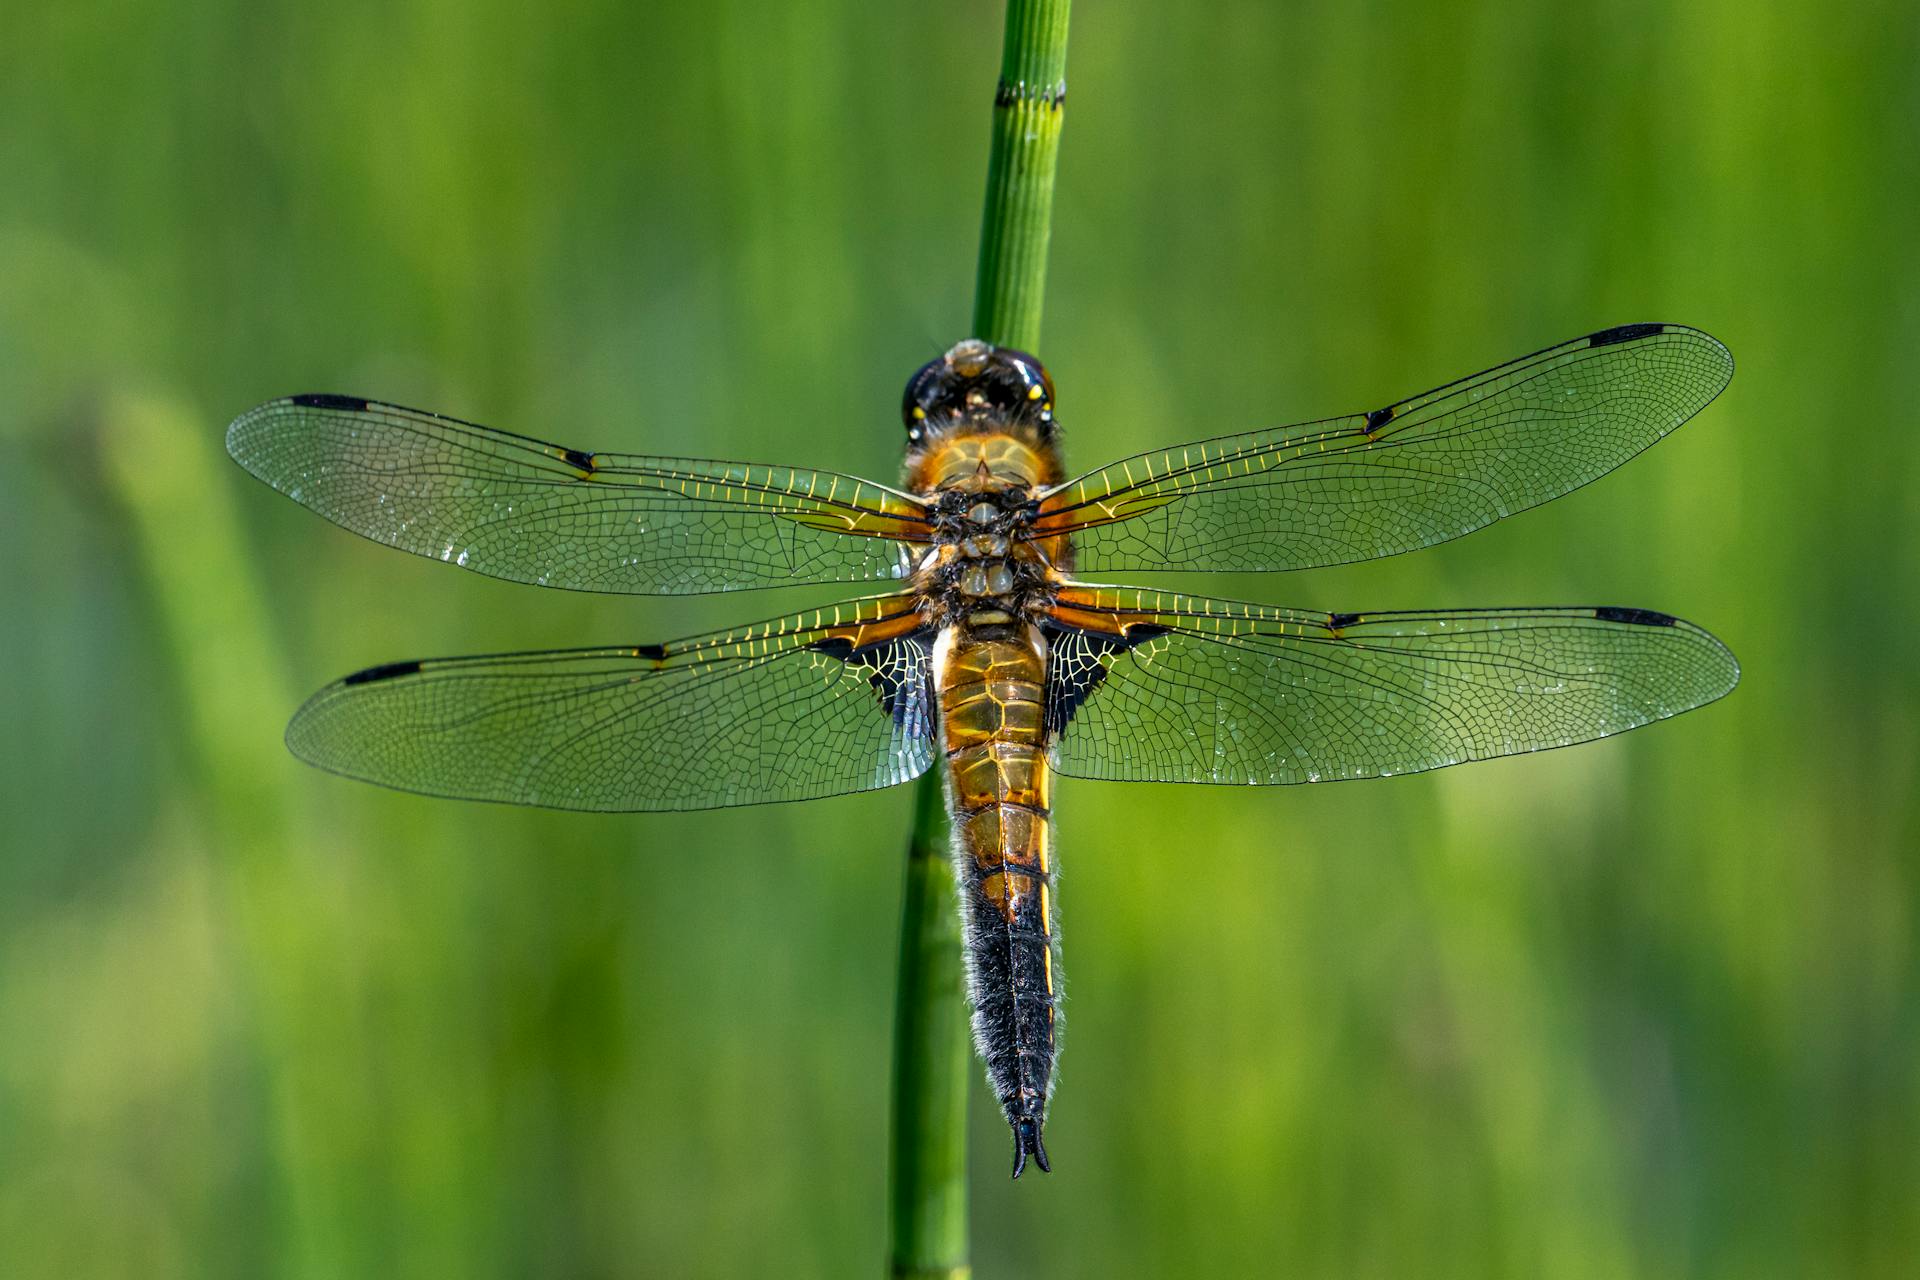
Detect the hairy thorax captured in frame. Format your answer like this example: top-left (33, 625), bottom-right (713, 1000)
top-left (906, 424), bottom-right (1071, 628)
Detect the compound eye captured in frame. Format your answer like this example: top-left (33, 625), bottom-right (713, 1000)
top-left (901, 357), bottom-right (945, 428)
top-left (995, 346), bottom-right (1056, 413)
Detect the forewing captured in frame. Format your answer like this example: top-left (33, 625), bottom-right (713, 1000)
top-left (1044, 586), bottom-right (1738, 785)
top-left (286, 595), bottom-right (936, 811)
top-left (1035, 324), bottom-right (1732, 572)
top-left (227, 395), bottom-right (932, 594)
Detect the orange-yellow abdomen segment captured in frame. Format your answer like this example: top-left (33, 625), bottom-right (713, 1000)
top-left (936, 620), bottom-right (1058, 1167)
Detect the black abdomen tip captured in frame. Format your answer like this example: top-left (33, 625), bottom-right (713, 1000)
top-left (1010, 1118), bottom-right (1051, 1179)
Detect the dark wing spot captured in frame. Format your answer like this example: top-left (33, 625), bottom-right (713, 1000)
top-left (1327, 612), bottom-right (1363, 629)
top-left (1588, 323), bottom-right (1667, 348)
top-left (1043, 621), bottom-right (1171, 738)
top-left (562, 447), bottom-right (596, 473)
top-left (342, 659), bottom-right (423, 686)
top-left (1364, 407), bottom-right (1394, 432)
top-left (1594, 606), bottom-right (1678, 627)
top-left (809, 632), bottom-right (937, 732)
top-left (291, 393), bottom-right (371, 412)
top-left (632, 643), bottom-right (668, 661)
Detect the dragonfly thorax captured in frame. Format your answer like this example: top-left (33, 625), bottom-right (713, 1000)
top-left (913, 523), bottom-right (1056, 623)
top-left (906, 431), bottom-right (1070, 628)
top-left (929, 485), bottom-right (1036, 535)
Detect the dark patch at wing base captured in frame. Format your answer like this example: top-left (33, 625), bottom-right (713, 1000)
top-left (1044, 588), bottom-right (1740, 786)
top-left (1041, 620), bottom-right (1171, 739)
top-left (807, 631), bottom-right (937, 731)
top-left (285, 597), bottom-right (938, 812)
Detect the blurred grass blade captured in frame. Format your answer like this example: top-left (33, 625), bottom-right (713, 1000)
top-left (101, 392), bottom-right (370, 1277)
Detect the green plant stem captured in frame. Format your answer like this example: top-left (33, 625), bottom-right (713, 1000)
top-left (888, 2), bottom-right (1070, 1276)
top-left (973, 0), bottom-right (1072, 352)
top-left (888, 776), bottom-right (973, 1280)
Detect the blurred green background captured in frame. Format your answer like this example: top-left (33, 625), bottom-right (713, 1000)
top-left (2, 0), bottom-right (1914, 1275)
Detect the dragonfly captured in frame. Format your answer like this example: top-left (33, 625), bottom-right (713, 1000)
top-left (227, 322), bottom-right (1738, 1178)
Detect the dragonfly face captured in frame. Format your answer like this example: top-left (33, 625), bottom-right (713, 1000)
top-left (902, 338), bottom-right (1056, 444)
top-left (228, 322), bottom-right (1740, 1177)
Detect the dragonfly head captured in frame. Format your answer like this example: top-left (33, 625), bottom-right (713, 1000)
top-left (903, 339), bottom-right (1056, 444)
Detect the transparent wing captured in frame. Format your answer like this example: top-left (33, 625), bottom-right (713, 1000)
top-left (227, 395), bottom-right (933, 594)
top-left (286, 595), bottom-right (936, 811)
top-left (1043, 585), bottom-right (1738, 785)
top-left (1034, 324), bottom-right (1732, 572)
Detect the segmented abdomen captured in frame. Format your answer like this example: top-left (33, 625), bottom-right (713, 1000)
top-left (935, 621), bottom-right (1059, 1166)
